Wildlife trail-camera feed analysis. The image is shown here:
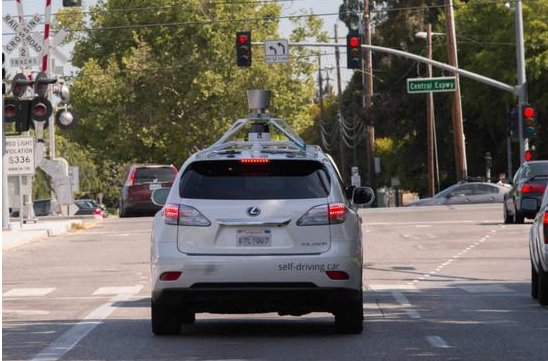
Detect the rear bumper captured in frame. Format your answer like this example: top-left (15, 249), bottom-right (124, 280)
top-left (517, 196), bottom-right (542, 216)
top-left (153, 285), bottom-right (362, 314)
top-left (125, 200), bottom-right (162, 213)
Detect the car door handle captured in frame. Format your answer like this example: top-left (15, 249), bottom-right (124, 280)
top-left (217, 218), bottom-right (292, 226)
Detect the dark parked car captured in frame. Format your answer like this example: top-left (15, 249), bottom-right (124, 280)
top-left (405, 182), bottom-right (509, 206)
top-left (119, 165), bottom-right (178, 217)
top-left (75, 199), bottom-right (108, 218)
top-left (530, 187), bottom-right (548, 305)
top-left (10, 199), bottom-right (52, 217)
top-left (504, 160), bottom-right (548, 224)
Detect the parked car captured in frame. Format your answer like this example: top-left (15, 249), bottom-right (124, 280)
top-left (75, 199), bottom-right (106, 218)
top-left (503, 160), bottom-right (548, 224)
top-left (119, 165), bottom-right (178, 217)
top-left (530, 187), bottom-right (548, 305)
top-left (404, 182), bottom-right (509, 206)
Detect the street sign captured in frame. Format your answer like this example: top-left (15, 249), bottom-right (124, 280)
top-left (10, 56), bottom-right (40, 67)
top-left (6, 136), bottom-right (35, 175)
top-left (3, 14), bottom-right (43, 55)
top-left (407, 77), bottom-right (456, 94)
top-left (265, 40), bottom-right (289, 64)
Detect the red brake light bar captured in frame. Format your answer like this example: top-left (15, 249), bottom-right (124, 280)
top-left (521, 184), bottom-right (546, 194)
top-left (240, 158), bottom-right (270, 164)
top-left (544, 211), bottom-right (548, 244)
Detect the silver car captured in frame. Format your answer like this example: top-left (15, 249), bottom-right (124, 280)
top-left (149, 90), bottom-right (374, 335)
top-left (530, 186), bottom-right (548, 306)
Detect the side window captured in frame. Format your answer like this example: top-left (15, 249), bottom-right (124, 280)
top-left (450, 184), bottom-right (476, 197)
top-left (476, 184), bottom-right (499, 195)
top-left (513, 166), bottom-right (523, 184)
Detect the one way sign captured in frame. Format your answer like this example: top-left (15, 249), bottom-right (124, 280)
top-left (265, 39), bottom-right (289, 64)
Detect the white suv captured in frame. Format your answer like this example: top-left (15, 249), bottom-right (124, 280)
top-left (149, 90), bottom-right (374, 335)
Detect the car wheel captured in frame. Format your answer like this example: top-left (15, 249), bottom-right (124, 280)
top-left (151, 300), bottom-right (181, 335)
top-left (531, 261), bottom-right (539, 299)
top-left (119, 200), bottom-right (129, 218)
top-left (503, 204), bottom-right (514, 224)
top-left (538, 266), bottom-right (548, 306)
top-left (513, 202), bottom-right (525, 224)
top-left (334, 299), bottom-right (363, 334)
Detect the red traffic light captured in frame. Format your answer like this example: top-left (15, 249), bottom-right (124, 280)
top-left (238, 35), bottom-right (249, 44)
top-left (5, 104), bottom-right (16, 118)
top-left (349, 37), bottom-right (360, 48)
top-left (523, 107), bottom-right (535, 118)
top-left (525, 150), bottom-right (533, 162)
top-left (33, 103), bottom-right (48, 117)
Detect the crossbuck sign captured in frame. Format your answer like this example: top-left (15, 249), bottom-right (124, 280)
top-left (3, 14), bottom-right (43, 55)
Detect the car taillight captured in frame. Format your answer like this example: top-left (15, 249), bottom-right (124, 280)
top-left (326, 270), bottom-right (349, 280)
top-left (128, 169), bottom-right (136, 186)
top-left (160, 271), bottom-right (182, 281)
top-left (92, 208), bottom-right (102, 216)
top-left (521, 184), bottom-right (546, 193)
top-left (163, 203), bottom-right (211, 226)
top-left (544, 211), bottom-right (548, 244)
top-left (297, 203), bottom-right (347, 226)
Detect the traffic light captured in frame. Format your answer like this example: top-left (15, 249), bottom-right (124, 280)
top-left (521, 105), bottom-right (537, 139)
top-left (4, 99), bottom-right (32, 132)
top-left (525, 148), bottom-right (535, 162)
top-left (11, 73), bottom-right (32, 98)
top-left (34, 71), bottom-right (57, 98)
top-left (236, 31), bottom-right (252, 67)
top-left (30, 97), bottom-right (53, 122)
top-left (55, 108), bottom-right (77, 130)
top-left (62, 0), bottom-right (81, 6)
top-left (507, 106), bottom-right (519, 142)
top-left (346, 32), bottom-right (362, 69)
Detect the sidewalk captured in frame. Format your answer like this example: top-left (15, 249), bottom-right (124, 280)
top-left (2, 218), bottom-right (100, 251)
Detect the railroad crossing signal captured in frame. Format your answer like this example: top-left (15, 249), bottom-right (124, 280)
top-left (236, 31), bottom-right (252, 67)
top-left (346, 32), bottom-right (362, 69)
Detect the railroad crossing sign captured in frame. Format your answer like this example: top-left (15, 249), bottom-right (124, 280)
top-left (265, 40), bottom-right (289, 64)
top-left (3, 14), bottom-right (43, 55)
top-left (407, 77), bottom-right (456, 94)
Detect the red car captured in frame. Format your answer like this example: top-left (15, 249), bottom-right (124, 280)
top-left (119, 165), bottom-right (178, 217)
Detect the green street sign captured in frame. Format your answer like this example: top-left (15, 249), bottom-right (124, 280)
top-left (407, 77), bottom-right (456, 94)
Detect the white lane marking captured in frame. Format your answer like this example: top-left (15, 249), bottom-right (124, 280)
top-left (491, 229), bottom-right (497, 233)
top-left (92, 286), bottom-right (142, 295)
top-left (30, 285), bottom-right (143, 361)
top-left (459, 285), bottom-right (514, 293)
top-left (426, 336), bottom-right (450, 348)
top-left (3, 288), bottom-right (55, 297)
top-left (368, 284), bottom-right (417, 292)
top-left (82, 230), bottom-right (150, 236)
top-left (3, 309), bottom-right (50, 315)
top-left (391, 291), bottom-right (411, 306)
top-left (415, 225), bottom-right (431, 228)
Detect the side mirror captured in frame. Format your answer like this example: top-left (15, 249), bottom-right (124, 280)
top-left (352, 186), bottom-right (375, 206)
top-left (151, 188), bottom-right (170, 206)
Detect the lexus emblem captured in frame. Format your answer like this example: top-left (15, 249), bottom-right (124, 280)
top-left (247, 207), bottom-right (261, 216)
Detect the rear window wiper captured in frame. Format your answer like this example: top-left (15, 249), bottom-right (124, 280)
top-left (527, 174), bottom-right (548, 181)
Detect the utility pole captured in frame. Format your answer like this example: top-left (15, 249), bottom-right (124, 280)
top-left (515, 0), bottom-right (527, 164)
top-left (363, 0), bottom-right (375, 189)
top-left (334, 24), bottom-right (348, 182)
top-left (318, 54), bottom-right (325, 151)
top-left (444, 0), bottom-right (467, 181)
top-left (426, 24), bottom-right (435, 197)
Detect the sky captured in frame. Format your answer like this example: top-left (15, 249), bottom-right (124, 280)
top-left (2, 0), bottom-right (352, 87)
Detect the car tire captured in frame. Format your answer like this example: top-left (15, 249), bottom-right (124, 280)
top-left (334, 299), bottom-right (363, 334)
top-left (531, 261), bottom-right (539, 299)
top-left (151, 300), bottom-right (181, 335)
top-left (513, 202), bottom-right (525, 224)
top-left (538, 266), bottom-right (548, 306)
top-left (503, 204), bottom-right (514, 224)
top-left (119, 200), bottom-right (129, 218)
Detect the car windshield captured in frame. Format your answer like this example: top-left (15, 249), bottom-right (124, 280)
top-left (179, 160), bottom-right (331, 200)
top-left (134, 167), bottom-right (176, 183)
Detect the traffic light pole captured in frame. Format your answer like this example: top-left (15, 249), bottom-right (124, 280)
top-left (515, 0), bottom-right (527, 165)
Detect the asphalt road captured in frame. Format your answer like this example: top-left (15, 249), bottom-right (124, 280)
top-left (3, 204), bottom-right (547, 361)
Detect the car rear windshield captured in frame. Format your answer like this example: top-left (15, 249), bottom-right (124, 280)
top-left (525, 162), bottom-right (548, 179)
top-left (179, 160), bottom-right (331, 199)
top-left (134, 167), bottom-right (176, 183)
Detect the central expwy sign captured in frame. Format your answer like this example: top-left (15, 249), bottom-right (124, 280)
top-left (407, 77), bottom-right (456, 94)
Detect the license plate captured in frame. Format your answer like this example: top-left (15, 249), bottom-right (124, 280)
top-left (237, 229), bottom-right (271, 247)
top-left (149, 183), bottom-right (161, 190)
